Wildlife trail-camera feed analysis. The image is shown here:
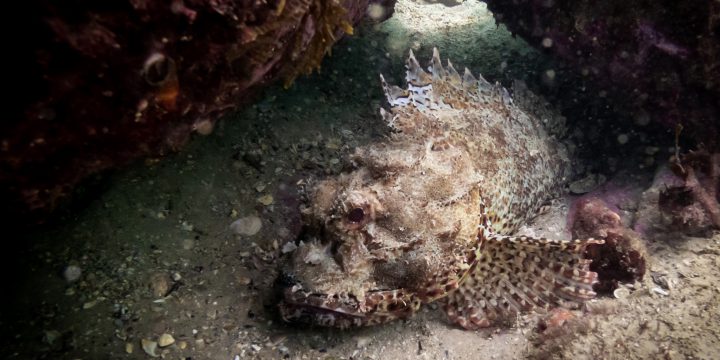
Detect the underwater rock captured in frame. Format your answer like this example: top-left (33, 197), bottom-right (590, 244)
top-left (483, 0), bottom-right (720, 150)
top-left (633, 166), bottom-right (685, 236)
top-left (662, 150), bottom-right (720, 232)
top-left (635, 152), bottom-right (720, 235)
top-left (571, 197), bottom-right (647, 294)
top-left (4, 0), bottom-right (396, 224)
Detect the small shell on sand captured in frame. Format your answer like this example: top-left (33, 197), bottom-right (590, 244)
top-left (141, 338), bottom-right (159, 357)
top-left (230, 216), bottom-right (262, 236)
top-left (613, 287), bottom-right (630, 299)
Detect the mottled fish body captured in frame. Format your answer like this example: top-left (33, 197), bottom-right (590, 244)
top-left (279, 49), bottom-right (601, 329)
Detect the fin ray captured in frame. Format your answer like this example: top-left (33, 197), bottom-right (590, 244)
top-left (445, 234), bottom-right (602, 329)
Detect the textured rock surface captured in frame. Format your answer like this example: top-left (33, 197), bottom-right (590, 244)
top-left (663, 151), bottom-right (720, 232)
top-left (4, 0), bottom-right (394, 223)
top-left (483, 0), bottom-right (720, 149)
top-left (571, 197), bottom-right (647, 293)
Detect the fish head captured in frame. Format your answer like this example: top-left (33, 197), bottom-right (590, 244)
top-left (278, 140), bottom-right (482, 328)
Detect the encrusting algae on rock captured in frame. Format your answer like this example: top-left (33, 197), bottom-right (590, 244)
top-left (277, 48), bottom-right (604, 329)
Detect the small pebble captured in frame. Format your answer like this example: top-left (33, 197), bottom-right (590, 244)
top-left (282, 242), bottom-right (298, 254)
top-left (613, 287), bottom-right (630, 299)
top-left (149, 272), bottom-right (171, 298)
top-left (82, 300), bottom-right (97, 309)
top-left (125, 342), bottom-right (134, 354)
top-left (63, 265), bottom-right (82, 282)
top-left (180, 221), bottom-right (194, 231)
top-left (43, 330), bottom-right (61, 345)
top-left (545, 69), bottom-right (556, 80)
top-left (356, 336), bottom-right (371, 348)
top-left (651, 287), bottom-right (669, 296)
top-left (257, 194), bottom-right (274, 206)
top-left (230, 216), bottom-right (263, 236)
top-left (181, 239), bottom-right (195, 250)
top-left (270, 334), bottom-right (287, 346)
top-left (158, 333), bottom-right (175, 347)
top-left (193, 118), bottom-right (214, 135)
top-left (617, 133), bottom-right (629, 144)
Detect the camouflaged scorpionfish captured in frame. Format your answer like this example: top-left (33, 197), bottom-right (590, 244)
top-left (278, 49), bottom-right (603, 329)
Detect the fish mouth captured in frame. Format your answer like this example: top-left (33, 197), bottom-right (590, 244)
top-left (278, 280), bottom-right (421, 328)
top-left (279, 286), bottom-right (367, 328)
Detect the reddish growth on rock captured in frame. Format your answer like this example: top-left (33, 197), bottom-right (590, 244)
top-left (571, 197), bottom-right (647, 294)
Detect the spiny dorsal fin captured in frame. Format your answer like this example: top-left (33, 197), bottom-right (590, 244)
top-left (406, 49), bottom-right (432, 87)
top-left (380, 48), bottom-right (516, 112)
top-left (380, 74), bottom-right (410, 107)
top-left (501, 86), bottom-right (513, 107)
top-left (446, 59), bottom-right (462, 87)
top-left (477, 73), bottom-right (492, 92)
top-left (430, 47), bottom-right (446, 80)
top-left (462, 68), bottom-right (477, 92)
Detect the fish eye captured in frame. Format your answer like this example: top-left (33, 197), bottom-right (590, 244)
top-left (347, 208), bottom-right (365, 223)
